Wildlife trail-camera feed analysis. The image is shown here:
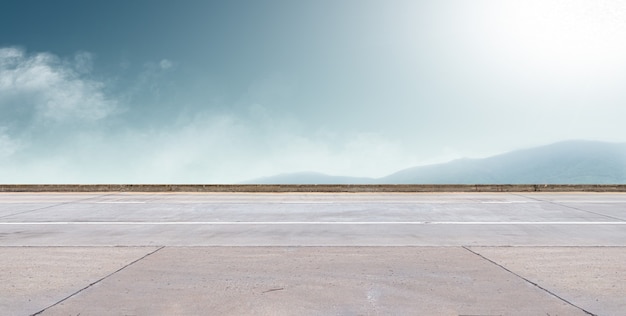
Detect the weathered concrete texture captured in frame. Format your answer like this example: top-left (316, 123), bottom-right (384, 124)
top-left (471, 247), bottom-right (626, 316)
top-left (0, 247), bottom-right (160, 316)
top-left (2, 193), bottom-right (624, 315)
top-left (0, 193), bottom-right (626, 246)
top-left (3, 222), bottom-right (626, 247)
top-left (0, 204), bottom-right (59, 218)
top-left (41, 247), bottom-right (585, 316)
top-left (1, 192), bottom-right (625, 247)
top-left (2, 184), bottom-right (626, 192)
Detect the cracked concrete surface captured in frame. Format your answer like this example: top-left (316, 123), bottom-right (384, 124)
top-left (0, 247), bottom-right (161, 316)
top-left (27, 247), bottom-right (588, 316)
top-left (468, 246), bottom-right (626, 316)
top-left (1, 192), bottom-right (625, 315)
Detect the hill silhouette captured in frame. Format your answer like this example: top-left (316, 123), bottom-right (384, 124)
top-left (244, 140), bottom-right (626, 184)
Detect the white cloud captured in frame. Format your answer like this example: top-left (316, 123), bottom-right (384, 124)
top-left (0, 129), bottom-right (20, 159)
top-left (0, 47), bottom-right (117, 122)
top-left (73, 51), bottom-right (94, 74)
top-left (114, 107), bottom-right (424, 183)
top-left (159, 59), bottom-right (172, 70)
top-left (0, 48), bottom-right (446, 183)
top-left (0, 103), bottom-right (426, 183)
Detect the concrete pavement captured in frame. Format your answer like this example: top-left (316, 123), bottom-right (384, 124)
top-left (1, 192), bottom-right (625, 315)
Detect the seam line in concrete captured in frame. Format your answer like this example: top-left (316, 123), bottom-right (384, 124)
top-left (0, 193), bottom-right (117, 219)
top-left (30, 246), bottom-right (165, 316)
top-left (513, 194), bottom-right (626, 221)
top-left (462, 246), bottom-right (597, 316)
top-left (553, 202), bottom-right (626, 221)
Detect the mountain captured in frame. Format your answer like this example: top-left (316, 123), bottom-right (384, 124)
top-left (381, 140), bottom-right (626, 184)
top-left (242, 140), bottom-right (626, 184)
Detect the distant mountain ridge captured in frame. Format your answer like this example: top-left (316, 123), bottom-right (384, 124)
top-left (244, 140), bottom-right (626, 184)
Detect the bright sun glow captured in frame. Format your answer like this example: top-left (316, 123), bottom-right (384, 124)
top-left (497, 1), bottom-right (626, 75)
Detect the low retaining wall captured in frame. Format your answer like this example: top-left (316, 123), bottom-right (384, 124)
top-left (1, 184), bottom-right (626, 192)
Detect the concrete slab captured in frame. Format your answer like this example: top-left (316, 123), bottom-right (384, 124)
top-left (3, 192), bottom-right (624, 221)
top-left (0, 193), bottom-right (107, 218)
top-left (0, 204), bottom-right (60, 218)
top-left (2, 193), bottom-right (625, 315)
top-left (470, 246), bottom-right (626, 316)
top-left (558, 203), bottom-right (626, 221)
top-left (1, 192), bottom-right (624, 247)
top-left (518, 193), bottom-right (626, 221)
top-left (521, 193), bottom-right (626, 202)
top-left (0, 193), bottom-right (105, 204)
top-left (0, 199), bottom-right (614, 223)
top-left (2, 222), bottom-right (626, 247)
top-left (41, 247), bottom-right (585, 316)
top-left (0, 247), bottom-right (160, 316)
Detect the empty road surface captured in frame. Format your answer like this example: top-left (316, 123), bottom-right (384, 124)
top-left (1, 192), bottom-right (625, 315)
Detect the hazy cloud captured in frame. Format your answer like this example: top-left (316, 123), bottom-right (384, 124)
top-left (3, 2), bottom-right (626, 184)
top-left (0, 47), bottom-right (117, 123)
top-left (73, 51), bottom-right (94, 74)
top-left (0, 48), bottom-right (424, 183)
top-left (86, 106), bottom-right (423, 183)
top-left (0, 128), bottom-right (20, 159)
top-left (159, 59), bottom-right (173, 70)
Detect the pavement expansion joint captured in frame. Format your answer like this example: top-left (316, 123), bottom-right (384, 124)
top-left (513, 193), bottom-right (626, 222)
top-left (29, 246), bottom-right (165, 316)
top-left (462, 246), bottom-right (598, 316)
top-left (0, 193), bottom-right (116, 220)
top-left (0, 204), bottom-right (63, 220)
top-left (549, 202), bottom-right (625, 221)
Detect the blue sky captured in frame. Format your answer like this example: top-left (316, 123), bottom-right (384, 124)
top-left (2, 0), bottom-right (626, 183)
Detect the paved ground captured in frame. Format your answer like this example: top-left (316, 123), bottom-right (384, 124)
top-left (1, 192), bottom-right (625, 315)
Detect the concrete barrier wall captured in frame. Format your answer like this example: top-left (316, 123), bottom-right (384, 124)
top-left (1, 184), bottom-right (626, 192)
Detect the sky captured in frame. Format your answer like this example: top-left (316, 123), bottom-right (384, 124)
top-left (1, 0), bottom-right (626, 183)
